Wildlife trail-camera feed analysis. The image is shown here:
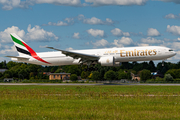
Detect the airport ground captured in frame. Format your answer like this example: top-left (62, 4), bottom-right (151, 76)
top-left (1, 83), bottom-right (180, 86)
top-left (0, 85), bottom-right (180, 119)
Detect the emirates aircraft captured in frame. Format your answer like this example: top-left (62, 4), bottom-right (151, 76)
top-left (6, 33), bottom-right (176, 66)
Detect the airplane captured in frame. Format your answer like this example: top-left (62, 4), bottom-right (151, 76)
top-left (6, 33), bottom-right (176, 67)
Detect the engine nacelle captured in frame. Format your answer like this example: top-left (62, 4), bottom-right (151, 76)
top-left (98, 56), bottom-right (115, 66)
top-left (98, 56), bottom-right (122, 66)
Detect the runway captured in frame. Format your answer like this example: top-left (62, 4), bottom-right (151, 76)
top-left (1, 83), bottom-right (180, 86)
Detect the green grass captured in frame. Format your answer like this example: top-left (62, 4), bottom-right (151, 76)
top-left (0, 85), bottom-right (180, 119)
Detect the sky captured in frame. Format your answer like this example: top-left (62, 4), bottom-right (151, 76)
top-left (0, 0), bottom-right (180, 64)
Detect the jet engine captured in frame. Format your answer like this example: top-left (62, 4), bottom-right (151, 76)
top-left (98, 56), bottom-right (114, 66)
top-left (98, 56), bottom-right (121, 66)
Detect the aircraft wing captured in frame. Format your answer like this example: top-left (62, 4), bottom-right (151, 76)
top-left (6, 56), bottom-right (30, 60)
top-left (46, 47), bottom-right (99, 62)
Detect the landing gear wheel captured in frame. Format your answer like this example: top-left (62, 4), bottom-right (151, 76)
top-left (162, 60), bottom-right (164, 66)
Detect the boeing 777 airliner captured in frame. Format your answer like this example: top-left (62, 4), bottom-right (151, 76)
top-left (6, 33), bottom-right (176, 66)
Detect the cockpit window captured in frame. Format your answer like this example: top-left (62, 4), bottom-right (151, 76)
top-left (169, 49), bottom-right (173, 51)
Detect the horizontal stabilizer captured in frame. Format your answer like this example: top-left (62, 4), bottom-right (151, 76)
top-left (5, 56), bottom-right (30, 60)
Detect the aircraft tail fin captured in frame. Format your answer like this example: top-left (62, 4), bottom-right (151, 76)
top-left (10, 33), bottom-right (36, 57)
top-left (10, 33), bottom-right (51, 64)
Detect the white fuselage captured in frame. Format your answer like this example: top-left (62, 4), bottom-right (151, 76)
top-left (11, 46), bottom-right (176, 66)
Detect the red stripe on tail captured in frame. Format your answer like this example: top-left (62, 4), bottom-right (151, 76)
top-left (22, 42), bottom-right (50, 64)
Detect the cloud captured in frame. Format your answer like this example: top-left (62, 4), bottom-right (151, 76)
top-left (0, 57), bottom-right (8, 62)
top-left (0, 26), bottom-right (25, 43)
top-left (83, 17), bottom-right (114, 25)
top-left (138, 43), bottom-right (149, 46)
top-left (26, 24), bottom-right (58, 42)
top-left (66, 47), bottom-right (73, 51)
top-left (72, 32), bottom-right (80, 39)
top-left (111, 28), bottom-right (130, 37)
top-left (0, 0), bottom-right (82, 10)
top-left (147, 28), bottom-right (160, 37)
top-left (91, 39), bottom-right (109, 47)
top-left (0, 25), bottom-right (58, 43)
top-left (164, 13), bottom-right (180, 19)
top-left (33, 0), bottom-right (81, 6)
top-left (167, 25), bottom-right (180, 36)
top-left (0, 45), bottom-right (18, 56)
top-left (141, 37), bottom-right (162, 44)
top-left (43, 17), bottom-right (74, 26)
top-left (85, 0), bottom-right (147, 6)
top-left (163, 41), bottom-right (180, 51)
top-left (87, 29), bottom-right (105, 37)
top-left (44, 15), bottom-right (115, 26)
top-left (46, 21), bottom-right (68, 26)
top-left (160, 0), bottom-right (180, 4)
top-left (173, 51), bottom-right (180, 61)
top-left (0, 0), bottom-right (21, 10)
top-left (90, 37), bottom-right (135, 48)
top-left (170, 42), bottom-right (180, 50)
top-left (39, 45), bottom-right (48, 48)
top-left (162, 37), bottom-right (180, 42)
top-left (78, 14), bottom-right (115, 25)
top-left (0, 0), bottom-right (148, 10)
top-left (112, 37), bottom-right (134, 47)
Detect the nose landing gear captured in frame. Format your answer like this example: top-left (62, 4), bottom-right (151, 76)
top-left (162, 60), bottom-right (164, 66)
top-left (162, 59), bottom-right (167, 66)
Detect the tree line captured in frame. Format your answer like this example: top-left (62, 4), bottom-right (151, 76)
top-left (0, 60), bottom-right (180, 82)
